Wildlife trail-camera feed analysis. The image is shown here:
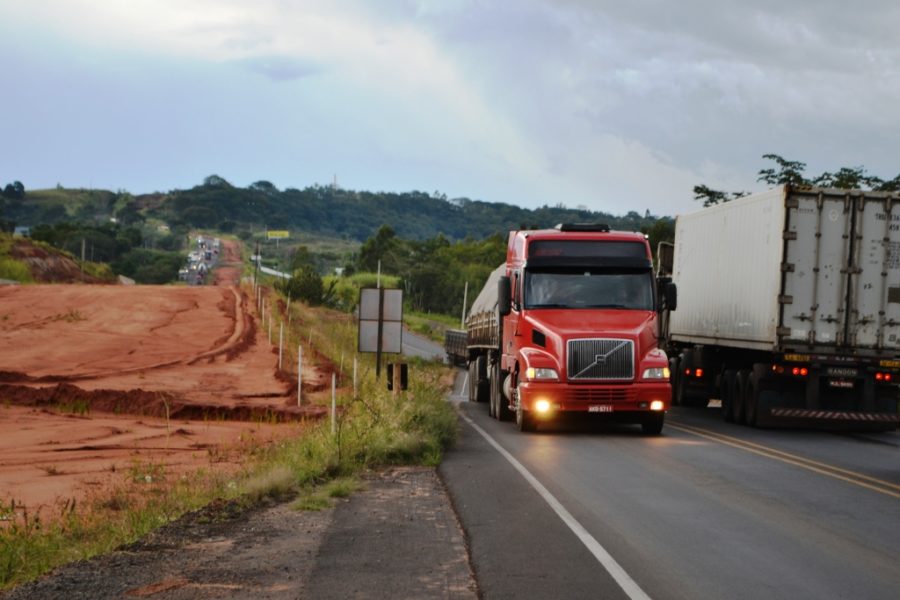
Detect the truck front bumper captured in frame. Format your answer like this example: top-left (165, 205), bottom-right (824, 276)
top-left (517, 381), bottom-right (670, 417)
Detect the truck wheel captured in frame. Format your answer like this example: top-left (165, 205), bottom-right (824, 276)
top-left (516, 405), bottom-right (535, 432)
top-left (746, 373), bottom-right (760, 427)
top-left (642, 412), bottom-right (665, 435)
top-left (467, 361), bottom-right (477, 402)
top-left (734, 370), bottom-right (750, 425)
top-left (671, 356), bottom-right (683, 406)
top-left (515, 384), bottom-right (534, 432)
top-left (488, 361), bottom-right (498, 418)
top-left (721, 369), bottom-right (737, 422)
top-left (492, 362), bottom-right (512, 422)
top-left (474, 357), bottom-right (489, 403)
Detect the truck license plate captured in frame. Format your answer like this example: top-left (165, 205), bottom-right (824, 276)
top-left (589, 405), bottom-right (613, 413)
top-left (828, 379), bottom-right (855, 389)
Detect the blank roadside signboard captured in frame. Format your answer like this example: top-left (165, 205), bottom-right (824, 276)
top-left (358, 288), bottom-right (403, 353)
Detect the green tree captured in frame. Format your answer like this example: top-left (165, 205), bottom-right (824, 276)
top-left (757, 154), bottom-right (810, 186)
top-left (277, 266), bottom-right (337, 306)
top-left (692, 185), bottom-right (747, 207)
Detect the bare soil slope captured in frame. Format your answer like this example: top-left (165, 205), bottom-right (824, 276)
top-left (0, 242), bottom-right (332, 511)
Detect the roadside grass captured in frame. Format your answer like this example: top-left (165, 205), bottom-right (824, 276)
top-left (406, 310), bottom-right (460, 344)
top-left (0, 282), bottom-right (458, 591)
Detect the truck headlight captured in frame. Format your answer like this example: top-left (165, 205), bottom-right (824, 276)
top-left (526, 367), bottom-right (559, 381)
top-left (642, 367), bottom-right (671, 380)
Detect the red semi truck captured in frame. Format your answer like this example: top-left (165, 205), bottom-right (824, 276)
top-left (464, 223), bottom-right (676, 433)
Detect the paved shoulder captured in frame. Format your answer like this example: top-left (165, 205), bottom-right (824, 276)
top-left (306, 466), bottom-right (478, 599)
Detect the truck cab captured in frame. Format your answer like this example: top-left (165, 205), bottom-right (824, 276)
top-left (496, 224), bottom-right (673, 433)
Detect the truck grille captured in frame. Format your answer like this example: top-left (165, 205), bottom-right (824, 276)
top-left (567, 339), bottom-right (634, 381)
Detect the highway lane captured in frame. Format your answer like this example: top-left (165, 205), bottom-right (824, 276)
top-left (440, 370), bottom-right (900, 600)
top-left (401, 328), bottom-right (446, 362)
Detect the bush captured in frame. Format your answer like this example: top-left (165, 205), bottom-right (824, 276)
top-left (0, 257), bottom-right (32, 282)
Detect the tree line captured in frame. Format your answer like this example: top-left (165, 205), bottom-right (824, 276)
top-left (694, 154), bottom-right (900, 207)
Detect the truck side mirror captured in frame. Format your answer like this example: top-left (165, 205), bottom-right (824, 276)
top-left (498, 276), bottom-right (511, 316)
top-left (665, 281), bottom-right (677, 311)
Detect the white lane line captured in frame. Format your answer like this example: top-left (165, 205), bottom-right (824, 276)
top-left (459, 411), bottom-right (652, 600)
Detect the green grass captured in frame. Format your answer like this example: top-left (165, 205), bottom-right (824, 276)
top-left (0, 257), bottom-right (33, 283)
top-left (405, 310), bottom-right (461, 343)
top-left (0, 286), bottom-right (459, 591)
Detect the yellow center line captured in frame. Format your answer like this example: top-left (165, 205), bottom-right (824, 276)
top-left (667, 422), bottom-right (900, 500)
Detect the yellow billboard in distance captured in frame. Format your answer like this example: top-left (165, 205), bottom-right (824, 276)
top-left (267, 230), bottom-right (290, 240)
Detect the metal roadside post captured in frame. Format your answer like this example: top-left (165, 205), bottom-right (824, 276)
top-left (357, 286), bottom-right (403, 382)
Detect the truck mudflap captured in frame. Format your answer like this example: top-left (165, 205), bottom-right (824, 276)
top-left (769, 408), bottom-right (900, 423)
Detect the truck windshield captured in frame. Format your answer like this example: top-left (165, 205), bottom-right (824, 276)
top-left (524, 270), bottom-right (654, 310)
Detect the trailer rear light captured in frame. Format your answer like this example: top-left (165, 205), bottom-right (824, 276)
top-left (685, 368), bottom-right (703, 378)
top-left (791, 367), bottom-right (808, 377)
top-left (650, 400), bottom-right (665, 411)
top-left (772, 365), bottom-right (784, 374)
top-left (875, 372), bottom-right (893, 382)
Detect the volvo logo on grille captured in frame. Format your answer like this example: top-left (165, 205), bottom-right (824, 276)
top-left (574, 341), bottom-right (628, 378)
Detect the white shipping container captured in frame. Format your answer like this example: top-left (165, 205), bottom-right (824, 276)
top-left (669, 185), bottom-right (900, 356)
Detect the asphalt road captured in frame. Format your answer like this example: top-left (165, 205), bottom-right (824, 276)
top-left (440, 370), bottom-right (900, 600)
top-left (401, 328), bottom-right (446, 362)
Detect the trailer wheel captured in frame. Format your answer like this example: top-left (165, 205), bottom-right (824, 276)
top-left (721, 369), bottom-right (737, 422)
top-left (642, 412), bottom-right (665, 435)
top-left (467, 361), bottom-right (477, 402)
top-left (734, 370), bottom-right (750, 425)
top-left (474, 356), bottom-right (489, 403)
top-left (746, 372), bottom-right (760, 427)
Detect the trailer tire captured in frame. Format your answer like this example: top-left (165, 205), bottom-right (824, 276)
top-left (474, 356), bottom-right (489, 403)
top-left (467, 361), bottom-right (477, 402)
top-left (734, 370), bottom-right (750, 425)
top-left (642, 412), bottom-right (665, 435)
top-left (721, 369), bottom-right (737, 422)
top-left (746, 372), bottom-right (760, 427)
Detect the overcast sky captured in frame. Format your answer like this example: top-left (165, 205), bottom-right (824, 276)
top-left (1, 1), bottom-right (898, 217)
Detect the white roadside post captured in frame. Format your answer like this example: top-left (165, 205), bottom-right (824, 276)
top-left (331, 373), bottom-right (337, 434)
top-left (278, 323), bottom-right (284, 370)
top-left (353, 356), bottom-right (358, 398)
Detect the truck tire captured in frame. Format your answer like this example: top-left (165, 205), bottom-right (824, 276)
top-left (642, 412), bottom-right (665, 435)
top-left (734, 370), bottom-right (750, 425)
top-left (491, 361), bottom-right (512, 421)
top-left (474, 356), bottom-right (489, 403)
top-left (467, 361), bottom-right (477, 402)
top-left (721, 369), bottom-right (737, 422)
top-left (515, 384), bottom-right (535, 432)
top-left (671, 356), bottom-right (683, 406)
top-left (746, 372), bottom-right (760, 427)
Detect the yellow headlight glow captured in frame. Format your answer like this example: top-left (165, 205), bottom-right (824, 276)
top-left (650, 400), bottom-right (665, 411)
top-left (535, 399), bottom-right (552, 413)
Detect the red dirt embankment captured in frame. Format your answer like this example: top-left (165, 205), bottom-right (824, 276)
top-left (0, 240), bottom-right (335, 511)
